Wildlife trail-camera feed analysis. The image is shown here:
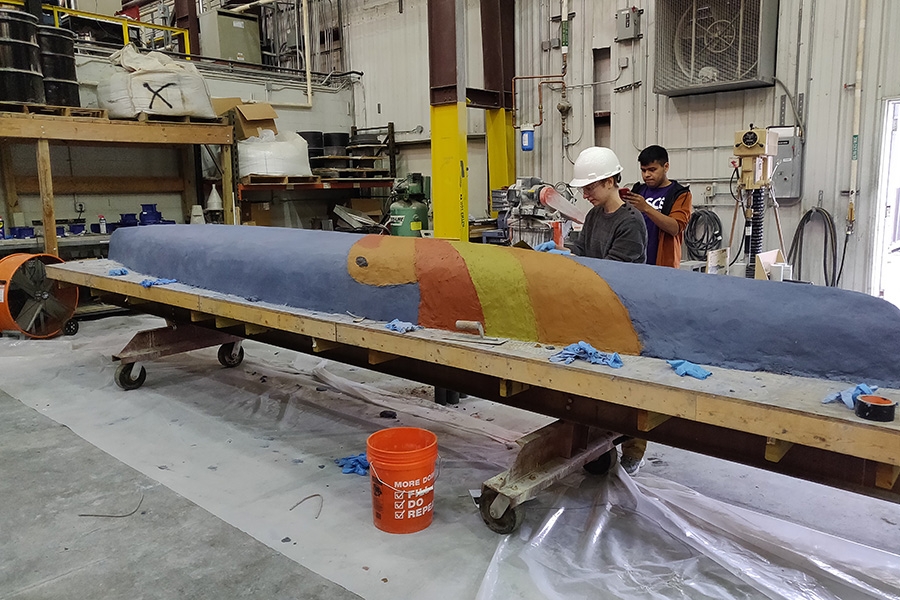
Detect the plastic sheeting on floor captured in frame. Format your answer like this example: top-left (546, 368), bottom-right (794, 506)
top-left (478, 466), bottom-right (900, 600)
top-left (1, 314), bottom-right (899, 599)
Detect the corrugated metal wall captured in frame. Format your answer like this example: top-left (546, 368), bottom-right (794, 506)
top-left (344, 0), bottom-right (900, 292)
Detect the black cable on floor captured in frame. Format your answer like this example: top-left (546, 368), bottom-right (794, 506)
top-left (684, 209), bottom-right (723, 261)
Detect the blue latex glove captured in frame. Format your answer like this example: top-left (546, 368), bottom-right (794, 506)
top-left (549, 341), bottom-right (623, 368)
top-left (385, 318), bottom-right (422, 333)
top-left (822, 383), bottom-right (877, 409)
top-left (139, 278), bottom-right (177, 288)
top-left (108, 268), bottom-right (129, 276)
top-left (667, 359), bottom-right (712, 380)
top-left (335, 453), bottom-right (370, 476)
top-left (534, 241), bottom-right (572, 255)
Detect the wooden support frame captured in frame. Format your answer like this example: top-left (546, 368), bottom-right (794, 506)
top-left (36, 139), bottom-right (57, 256)
top-left (44, 259), bottom-right (900, 506)
top-left (637, 409), bottom-right (671, 432)
top-left (765, 437), bottom-right (794, 463)
top-left (0, 113), bottom-right (235, 252)
top-left (1, 142), bottom-right (20, 223)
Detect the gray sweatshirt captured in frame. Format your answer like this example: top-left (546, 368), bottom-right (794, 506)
top-left (570, 203), bottom-right (647, 263)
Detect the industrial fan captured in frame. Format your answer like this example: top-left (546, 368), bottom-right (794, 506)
top-left (654, 0), bottom-right (778, 96)
top-left (0, 254), bottom-right (78, 338)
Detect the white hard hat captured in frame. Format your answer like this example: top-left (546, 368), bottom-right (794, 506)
top-left (569, 146), bottom-right (623, 187)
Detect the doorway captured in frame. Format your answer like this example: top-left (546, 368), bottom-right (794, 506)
top-left (874, 99), bottom-right (900, 307)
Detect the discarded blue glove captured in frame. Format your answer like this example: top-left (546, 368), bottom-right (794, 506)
top-left (108, 268), bottom-right (129, 276)
top-left (140, 278), bottom-right (177, 288)
top-left (385, 318), bottom-right (422, 333)
top-left (822, 383), bottom-right (878, 410)
top-left (335, 453), bottom-right (369, 476)
top-left (667, 359), bottom-right (712, 380)
top-left (549, 341), bottom-right (623, 368)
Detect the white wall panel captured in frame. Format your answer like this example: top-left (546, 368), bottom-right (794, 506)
top-left (340, 0), bottom-right (898, 291)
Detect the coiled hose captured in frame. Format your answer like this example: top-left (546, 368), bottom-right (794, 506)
top-left (684, 209), bottom-right (723, 261)
top-left (787, 206), bottom-right (849, 287)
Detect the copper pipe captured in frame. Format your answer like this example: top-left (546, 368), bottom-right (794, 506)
top-left (511, 74), bottom-right (564, 129)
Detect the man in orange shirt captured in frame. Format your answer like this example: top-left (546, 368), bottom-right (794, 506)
top-left (623, 145), bottom-right (693, 268)
top-left (617, 145), bottom-right (693, 474)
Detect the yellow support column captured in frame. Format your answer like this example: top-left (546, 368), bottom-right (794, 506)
top-left (430, 102), bottom-right (468, 240)
top-left (505, 110), bottom-right (516, 189)
top-left (486, 108), bottom-right (515, 218)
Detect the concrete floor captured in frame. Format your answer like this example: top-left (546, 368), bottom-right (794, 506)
top-left (0, 392), bottom-right (361, 599)
top-left (1, 314), bottom-right (899, 598)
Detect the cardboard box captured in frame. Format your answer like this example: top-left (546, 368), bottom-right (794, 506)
top-left (211, 98), bottom-right (279, 140)
top-left (240, 202), bottom-right (273, 227)
top-left (350, 198), bottom-right (384, 220)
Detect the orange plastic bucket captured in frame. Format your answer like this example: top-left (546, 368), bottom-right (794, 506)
top-left (367, 427), bottom-right (438, 534)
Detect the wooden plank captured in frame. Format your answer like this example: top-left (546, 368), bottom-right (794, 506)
top-left (15, 176), bottom-right (185, 195)
top-left (0, 113), bottom-right (233, 145)
top-left (368, 349), bottom-right (398, 365)
top-left (190, 311), bottom-right (213, 322)
top-left (179, 147), bottom-right (197, 220)
top-left (244, 323), bottom-right (268, 336)
top-left (637, 410), bottom-right (671, 432)
top-left (36, 139), bottom-right (57, 256)
top-left (765, 437), bottom-right (794, 463)
top-left (876, 463), bottom-right (900, 490)
top-left (221, 143), bottom-right (235, 225)
top-left (499, 379), bottom-right (529, 397)
top-left (1, 141), bottom-right (20, 217)
top-left (215, 316), bottom-right (242, 328)
top-left (312, 338), bottom-right (341, 353)
top-left (42, 259), bottom-right (900, 470)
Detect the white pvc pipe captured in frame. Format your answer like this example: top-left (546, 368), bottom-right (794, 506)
top-left (848, 0), bottom-right (867, 231)
top-left (230, 0), bottom-right (314, 109)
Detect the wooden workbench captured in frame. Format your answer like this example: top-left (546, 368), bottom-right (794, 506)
top-left (0, 112), bottom-right (235, 255)
top-left (47, 258), bottom-right (900, 511)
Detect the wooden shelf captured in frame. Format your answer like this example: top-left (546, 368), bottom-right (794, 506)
top-left (0, 112), bottom-right (236, 255)
top-left (237, 178), bottom-right (395, 199)
top-left (0, 112), bottom-right (233, 145)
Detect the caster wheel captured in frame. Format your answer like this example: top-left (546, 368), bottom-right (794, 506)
top-left (479, 487), bottom-right (525, 534)
top-left (63, 320), bottom-right (79, 336)
top-left (583, 448), bottom-right (618, 475)
top-left (115, 363), bottom-right (146, 391)
top-left (217, 343), bottom-right (244, 367)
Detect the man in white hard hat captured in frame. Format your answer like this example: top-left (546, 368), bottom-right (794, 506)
top-left (568, 146), bottom-right (647, 263)
top-left (568, 146), bottom-right (648, 478)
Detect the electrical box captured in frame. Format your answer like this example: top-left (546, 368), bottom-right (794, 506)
top-left (769, 126), bottom-right (803, 204)
top-left (615, 7), bottom-right (643, 41)
top-left (199, 10), bottom-right (262, 64)
top-left (75, 0), bottom-right (120, 16)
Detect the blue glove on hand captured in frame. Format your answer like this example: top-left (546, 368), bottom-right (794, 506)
top-left (534, 240), bottom-right (557, 252)
top-left (822, 383), bottom-right (877, 409)
top-left (667, 359), bottom-right (712, 380)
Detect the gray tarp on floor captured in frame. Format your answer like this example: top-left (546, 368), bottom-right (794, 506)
top-left (1, 315), bottom-right (898, 599)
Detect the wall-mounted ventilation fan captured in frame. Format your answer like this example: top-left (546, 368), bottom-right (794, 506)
top-left (654, 0), bottom-right (779, 97)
